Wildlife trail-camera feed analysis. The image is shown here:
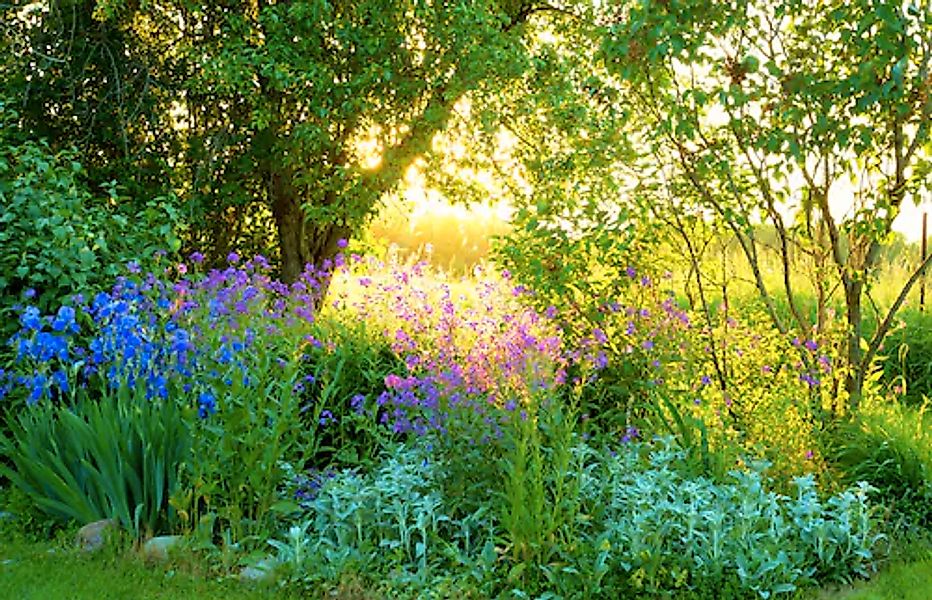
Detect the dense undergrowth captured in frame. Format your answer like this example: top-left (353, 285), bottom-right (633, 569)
top-left (0, 251), bottom-right (930, 598)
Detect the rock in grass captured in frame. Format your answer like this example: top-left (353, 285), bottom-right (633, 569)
top-left (76, 519), bottom-right (118, 552)
top-left (142, 535), bottom-right (183, 562)
top-left (239, 557), bottom-right (278, 582)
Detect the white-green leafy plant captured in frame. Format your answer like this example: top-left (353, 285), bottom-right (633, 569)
top-left (269, 444), bottom-right (494, 592)
top-left (590, 440), bottom-right (884, 598)
top-left (269, 437), bottom-right (885, 598)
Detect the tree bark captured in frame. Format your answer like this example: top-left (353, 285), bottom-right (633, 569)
top-left (270, 168), bottom-right (349, 286)
top-left (844, 278), bottom-right (865, 414)
top-left (262, 88), bottom-right (351, 287)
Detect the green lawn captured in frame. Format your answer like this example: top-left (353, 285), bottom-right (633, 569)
top-left (0, 538), bottom-right (297, 600)
top-left (2, 535), bottom-right (931, 599)
top-left (814, 559), bottom-right (932, 600)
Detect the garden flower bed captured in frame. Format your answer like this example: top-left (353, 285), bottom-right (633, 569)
top-left (0, 253), bottom-right (929, 598)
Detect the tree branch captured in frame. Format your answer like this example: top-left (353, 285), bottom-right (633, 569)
top-left (863, 249), bottom-right (932, 372)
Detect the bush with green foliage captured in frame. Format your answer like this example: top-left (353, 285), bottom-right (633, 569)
top-left (587, 442), bottom-right (882, 598)
top-left (0, 100), bottom-right (184, 347)
top-left (298, 318), bottom-right (404, 468)
top-left (273, 444), bottom-right (496, 596)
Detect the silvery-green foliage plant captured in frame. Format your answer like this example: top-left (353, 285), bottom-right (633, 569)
top-left (592, 439), bottom-right (884, 598)
top-left (269, 443), bottom-right (494, 592)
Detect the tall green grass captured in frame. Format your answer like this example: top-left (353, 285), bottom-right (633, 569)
top-left (823, 400), bottom-right (932, 533)
top-left (1, 388), bottom-right (190, 539)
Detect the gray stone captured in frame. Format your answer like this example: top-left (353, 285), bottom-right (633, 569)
top-left (142, 535), bottom-right (183, 562)
top-left (239, 557), bottom-right (278, 582)
top-left (76, 519), bottom-right (118, 552)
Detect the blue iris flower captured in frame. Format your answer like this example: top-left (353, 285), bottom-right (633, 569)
top-left (20, 306), bottom-right (42, 331)
top-left (198, 391), bottom-right (217, 418)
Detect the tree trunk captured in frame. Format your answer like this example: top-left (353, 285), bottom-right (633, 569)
top-left (270, 169), bottom-right (349, 286)
top-left (844, 279), bottom-right (865, 414)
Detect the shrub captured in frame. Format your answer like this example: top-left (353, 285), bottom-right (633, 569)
top-left (298, 318), bottom-right (403, 468)
top-left (0, 101), bottom-right (183, 347)
top-left (271, 434), bottom-right (883, 599)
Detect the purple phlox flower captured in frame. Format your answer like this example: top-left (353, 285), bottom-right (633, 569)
top-left (641, 339), bottom-right (654, 350)
top-left (336, 238), bottom-right (349, 249)
top-left (625, 265), bottom-right (637, 278)
top-left (804, 339), bottom-right (818, 352)
top-left (800, 373), bottom-right (820, 387)
top-left (319, 410), bottom-right (336, 426)
top-left (592, 327), bottom-right (608, 345)
top-left (189, 251), bottom-right (205, 264)
top-left (700, 375), bottom-right (711, 386)
top-left (621, 426), bottom-right (639, 443)
top-left (227, 252), bottom-right (240, 264)
top-left (595, 351), bottom-right (609, 370)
